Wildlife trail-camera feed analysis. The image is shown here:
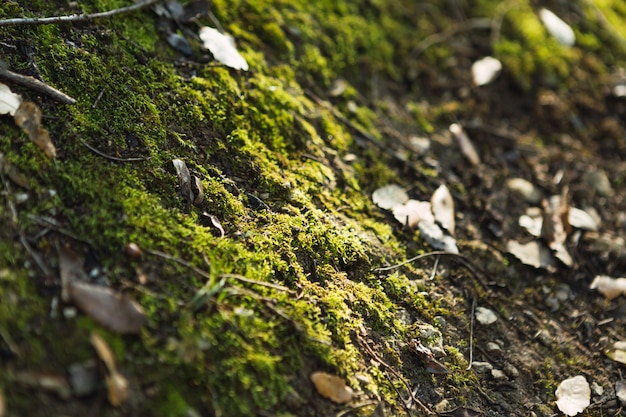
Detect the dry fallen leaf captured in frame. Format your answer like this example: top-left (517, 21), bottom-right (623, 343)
top-left (0, 82), bottom-right (22, 115)
top-left (507, 178), bottom-right (542, 204)
top-left (555, 375), bottom-right (590, 416)
top-left (418, 218), bottom-right (459, 254)
top-left (590, 275), bottom-right (626, 300)
top-left (471, 56), bottom-right (502, 86)
top-left (449, 123), bottom-right (480, 166)
top-left (202, 212), bottom-right (225, 237)
top-left (172, 159), bottom-right (194, 206)
top-left (392, 199), bottom-right (431, 228)
top-left (91, 332), bottom-right (129, 406)
top-left (310, 372), bottom-right (354, 404)
top-left (14, 101), bottom-right (56, 158)
top-left (431, 184), bottom-right (455, 235)
top-left (372, 184), bottom-right (408, 210)
top-left (506, 240), bottom-right (555, 270)
top-left (606, 341), bottom-right (626, 365)
top-left (616, 380), bottom-right (626, 406)
top-left (539, 8), bottom-right (575, 47)
top-left (541, 191), bottom-right (573, 267)
top-left (69, 280), bottom-right (147, 334)
top-left (199, 26), bottom-right (249, 71)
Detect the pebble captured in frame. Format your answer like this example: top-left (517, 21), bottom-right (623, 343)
top-left (472, 361), bottom-right (493, 373)
top-left (503, 363), bottom-right (519, 379)
top-left (491, 369), bottom-right (508, 381)
top-left (486, 341), bottom-right (502, 355)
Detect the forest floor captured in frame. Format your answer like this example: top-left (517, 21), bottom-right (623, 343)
top-left (2, 1), bottom-right (626, 416)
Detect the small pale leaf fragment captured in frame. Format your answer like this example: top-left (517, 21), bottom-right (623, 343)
top-left (555, 375), bottom-right (590, 416)
top-left (475, 307), bottom-right (498, 325)
top-left (69, 281), bottom-right (147, 334)
top-left (606, 342), bottom-right (626, 365)
top-left (450, 123), bottom-right (480, 166)
top-left (172, 158), bottom-right (194, 206)
top-left (392, 199), bottom-right (431, 228)
top-left (568, 207), bottom-right (598, 231)
top-left (471, 56), bottom-right (502, 86)
top-left (310, 372), bottom-right (354, 404)
top-left (372, 184), bottom-right (408, 210)
top-left (199, 26), bottom-right (248, 71)
top-left (616, 380), bottom-right (626, 406)
top-left (539, 8), bottom-right (575, 47)
top-left (590, 275), bottom-right (626, 300)
top-left (506, 240), bottom-right (555, 269)
top-left (91, 333), bottom-right (129, 406)
top-left (0, 82), bottom-right (22, 115)
top-left (431, 184), bottom-right (455, 235)
top-left (583, 170), bottom-right (613, 197)
top-left (507, 178), bottom-right (542, 204)
top-left (418, 219), bottom-right (459, 254)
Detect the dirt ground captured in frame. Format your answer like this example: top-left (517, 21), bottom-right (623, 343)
top-left (2, 1), bottom-right (626, 416)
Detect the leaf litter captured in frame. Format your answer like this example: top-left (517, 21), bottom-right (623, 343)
top-left (90, 332), bottom-right (129, 406)
top-left (58, 245), bottom-right (147, 334)
top-left (310, 372), bottom-right (354, 404)
top-left (0, 82), bottom-right (56, 158)
top-left (199, 26), bottom-right (249, 71)
top-left (555, 375), bottom-right (590, 416)
top-left (374, 183), bottom-right (458, 253)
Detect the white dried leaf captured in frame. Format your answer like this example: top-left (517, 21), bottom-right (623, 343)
top-left (568, 207), bottom-right (598, 231)
top-left (590, 275), bottom-right (626, 300)
top-left (506, 240), bottom-right (555, 269)
top-left (199, 26), bottom-right (248, 71)
top-left (372, 184), bottom-right (408, 210)
top-left (616, 380), bottom-right (626, 406)
top-left (0, 82), bottom-right (22, 116)
top-left (431, 184), bottom-right (455, 235)
top-left (450, 123), bottom-right (480, 166)
top-left (392, 199), bottom-right (432, 228)
top-left (475, 307), bottom-right (497, 325)
top-left (539, 8), bottom-right (575, 47)
top-left (418, 218), bottom-right (458, 254)
top-left (471, 56), bottom-right (502, 86)
top-left (507, 178), bottom-right (542, 204)
top-left (555, 375), bottom-right (590, 416)
top-left (519, 212), bottom-right (543, 237)
top-left (606, 342), bottom-right (626, 365)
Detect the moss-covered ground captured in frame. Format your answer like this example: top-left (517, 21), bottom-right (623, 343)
top-left (1, 0), bottom-right (626, 416)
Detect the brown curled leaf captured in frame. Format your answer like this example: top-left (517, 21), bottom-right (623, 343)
top-left (14, 101), bottom-right (56, 158)
top-left (69, 280), bottom-right (146, 334)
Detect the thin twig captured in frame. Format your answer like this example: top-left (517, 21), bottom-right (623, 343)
top-left (374, 251), bottom-right (491, 292)
top-left (92, 88), bottom-right (105, 109)
top-left (0, 0), bottom-right (159, 27)
top-left (356, 334), bottom-right (434, 416)
top-left (0, 67), bottom-right (75, 104)
top-left (304, 89), bottom-right (419, 172)
top-left (145, 249), bottom-right (294, 294)
top-left (428, 254), bottom-right (440, 280)
top-left (465, 297), bottom-right (476, 371)
top-left (78, 138), bottom-right (150, 162)
top-left (413, 18), bottom-right (491, 58)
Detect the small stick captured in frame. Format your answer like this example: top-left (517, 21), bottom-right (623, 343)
top-left (78, 138), bottom-right (150, 162)
top-left (356, 334), bottom-right (434, 416)
top-left (0, 0), bottom-right (159, 27)
top-left (465, 297), bottom-right (476, 371)
top-left (0, 67), bottom-right (75, 104)
top-left (145, 249), bottom-right (294, 294)
top-left (412, 18), bottom-right (491, 58)
top-left (92, 88), bottom-right (105, 109)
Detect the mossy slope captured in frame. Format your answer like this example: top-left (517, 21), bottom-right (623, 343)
top-left (0, 0), bottom-right (624, 416)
